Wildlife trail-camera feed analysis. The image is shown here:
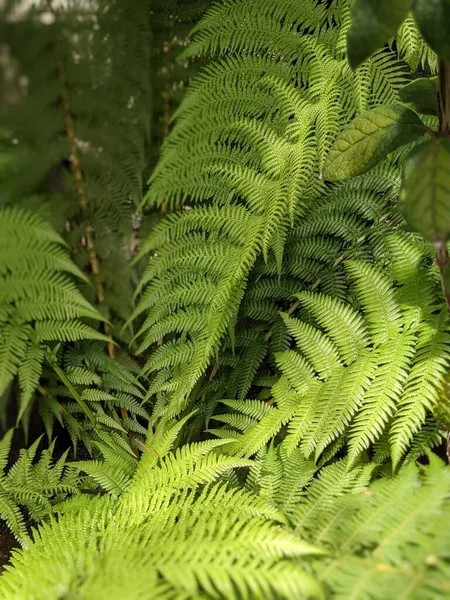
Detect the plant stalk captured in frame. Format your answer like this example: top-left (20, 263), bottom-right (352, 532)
top-left (44, 351), bottom-right (96, 424)
top-left (435, 60), bottom-right (450, 314)
top-left (57, 56), bottom-right (116, 358)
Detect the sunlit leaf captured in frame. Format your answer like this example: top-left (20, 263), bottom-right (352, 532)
top-left (324, 105), bottom-right (424, 181)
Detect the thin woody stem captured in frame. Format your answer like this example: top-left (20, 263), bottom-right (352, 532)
top-left (435, 60), bottom-right (450, 315)
top-left (438, 59), bottom-right (450, 136)
top-left (435, 239), bottom-right (450, 313)
top-left (57, 57), bottom-right (115, 359)
top-left (437, 60), bottom-right (450, 463)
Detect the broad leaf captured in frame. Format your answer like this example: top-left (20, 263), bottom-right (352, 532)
top-left (347, 0), bottom-right (412, 69)
top-left (400, 138), bottom-right (450, 240)
top-left (399, 76), bottom-right (439, 116)
top-left (413, 0), bottom-right (450, 63)
top-left (324, 105), bottom-right (424, 181)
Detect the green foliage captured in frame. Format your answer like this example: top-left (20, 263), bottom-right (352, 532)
top-left (399, 76), bottom-right (439, 115)
top-left (213, 234), bottom-right (450, 467)
top-left (134, 0), bottom-right (413, 420)
top-left (36, 342), bottom-right (149, 454)
top-left (0, 425), bottom-right (323, 600)
top-left (0, 207), bottom-right (106, 419)
top-left (400, 139), bottom-right (450, 240)
top-left (0, 0), bottom-right (152, 328)
top-left (0, 430), bottom-right (81, 547)
top-left (413, 0), bottom-right (450, 63)
top-left (2, 425), bottom-right (449, 599)
top-left (347, 0), bottom-right (411, 69)
top-left (325, 0), bottom-right (450, 306)
top-left (323, 104), bottom-right (425, 180)
top-left (313, 456), bottom-right (450, 599)
top-left (251, 448), bottom-right (450, 599)
top-left (395, 15), bottom-right (438, 71)
top-left (1, 1), bottom-right (450, 598)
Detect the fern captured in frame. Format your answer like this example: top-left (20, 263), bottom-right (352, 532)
top-left (213, 233), bottom-right (450, 468)
top-left (0, 420), bottom-right (323, 600)
top-left (395, 15), bottom-right (437, 72)
top-left (33, 342), bottom-right (149, 454)
top-left (311, 456), bottom-right (450, 599)
top-left (0, 430), bottom-right (81, 547)
top-left (1, 1), bottom-right (449, 597)
top-left (133, 0), bottom-right (412, 420)
top-left (247, 448), bottom-right (450, 598)
top-left (0, 207), bottom-right (107, 420)
top-left (1, 0), bottom-right (152, 328)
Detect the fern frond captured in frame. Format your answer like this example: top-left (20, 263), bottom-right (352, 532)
top-left (313, 457), bottom-right (450, 600)
top-left (0, 433), bottom-right (82, 546)
top-left (0, 435), bottom-right (323, 600)
top-left (134, 0), bottom-right (413, 420)
top-left (0, 208), bottom-right (104, 416)
top-left (216, 233), bottom-right (449, 467)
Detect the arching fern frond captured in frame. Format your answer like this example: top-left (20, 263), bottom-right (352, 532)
top-left (246, 446), bottom-right (450, 599)
top-left (0, 430), bottom-right (323, 600)
top-left (310, 456), bottom-right (450, 600)
top-left (395, 15), bottom-right (437, 72)
top-left (134, 0), bottom-right (412, 420)
top-left (214, 234), bottom-right (450, 468)
top-left (35, 342), bottom-right (148, 454)
top-left (0, 431), bottom-right (81, 547)
top-left (0, 208), bottom-right (107, 419)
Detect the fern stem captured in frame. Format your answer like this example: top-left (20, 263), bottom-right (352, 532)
top-left (44, 351), bottom-right (95, 424)
top-left (36, 384), bottom-right (48, 397)
top-left (57, 56), bottom-right (115, 359)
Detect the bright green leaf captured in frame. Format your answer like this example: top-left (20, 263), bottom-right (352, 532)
top-left (323, 105), bottom-right (425, 181)
top-left (399, 76), bottom-right (439, 116)
top-left (347, 0), bottom-right (412, 69)
top-left (413, 0), bottom-right (450, 63)
top-left (400, 138), bottom-right (450, 240)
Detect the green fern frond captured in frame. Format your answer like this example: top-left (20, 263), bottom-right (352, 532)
top-left (395, 15), bottom-right (437, 72)
top-left (0, 433), bottom-right (81, 546)
top-left (313, 457), bottom-right (450, 599)
top-left (134, 0), bottom-right (413, 420)
top-left (0, 432), bottom-right (324, 600)
top-left (215, 234), bottom-right (449, 467)
top-left (33, 342), bottom-right (148, 452)
top-left (0, 208), bottom-right (105, 417)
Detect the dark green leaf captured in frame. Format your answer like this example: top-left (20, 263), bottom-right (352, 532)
top-left (413, 0), bottom-right (450, 63)
top-left (400, 138), bottom-right (450, 240)
top-left (399, 77), bottom-right (439, 116)
top-left (347, 0), bottom-right (412, 70)
top-left (323, 105), bottom-right (425, 181)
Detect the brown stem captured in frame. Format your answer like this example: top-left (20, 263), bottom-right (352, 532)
top-left (57, 58), bottom-right (115, 359)
top-left (438, 60), bottom-right (450, 136)
top-left (436, 60), bottom-right (450, 315)
top-left (435, 238), bottom-right (450, 313)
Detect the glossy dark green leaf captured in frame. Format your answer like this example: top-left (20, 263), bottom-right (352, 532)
top-left (413, 0), bottom-right (450, 63)
top-left (347, 0), bottom-right (412, 70)
top-left (323, 105), bottom-right (425, 181)
top-left (399, 77), bottom-right (439, 116)
top-left (400, 138), bottom-right (450, 240)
